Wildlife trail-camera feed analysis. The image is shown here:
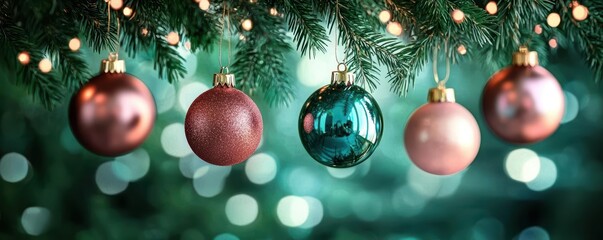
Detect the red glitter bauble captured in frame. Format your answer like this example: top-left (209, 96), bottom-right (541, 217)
top-left (69, 73), bottom-right (156, 156)
top-left (184, 87), bottom-right (263, 166)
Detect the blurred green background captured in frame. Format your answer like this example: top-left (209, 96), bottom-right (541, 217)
top-left (1, 38), bottom-right (603, 240)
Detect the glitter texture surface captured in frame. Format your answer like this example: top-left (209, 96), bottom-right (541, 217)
top-left (185, 87), bottom-right (263, 166)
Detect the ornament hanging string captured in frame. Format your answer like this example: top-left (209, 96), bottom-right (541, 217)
top-left (432, 39), bottom-right (450, 87)
top-left (106, 0), bottom-right (121, 53)
top-left (334, 0), bottom-right (345, 66)
top-left (218, 1), bottom-right (232, 68)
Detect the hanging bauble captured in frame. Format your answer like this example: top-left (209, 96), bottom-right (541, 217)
top-left (184, 67), bottom-right (263, 166)
top-left (482, 47), bottom-right (565, 144)
top-left (69, 53), bottom-right (156, 156)
top-left (298, 64), bottom-right (383, 168)
top-left (404, 87), bottom-right (481, 175)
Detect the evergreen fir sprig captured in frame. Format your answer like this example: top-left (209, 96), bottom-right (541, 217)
top-left (282, 0), bottom-right (329, 58)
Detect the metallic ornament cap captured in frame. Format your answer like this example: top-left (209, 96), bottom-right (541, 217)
top-left (428, 87), bottom-right (456, 103)
top-left (100, 52), bottom-right (126, 73)
top-left (512, 46), bottom-right (539, 67)
top-left (331, 63), bottom-right (355, 86)
top-left (213, 67), bottom-right (236, 87)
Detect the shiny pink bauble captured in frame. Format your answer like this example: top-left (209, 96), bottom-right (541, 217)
top-left (482, 66), bottom-right (565, 144)
top-left (69, 73), bottom-right (156, 156)
top-left (404, 102), bottom-right (481, 175)
top-left (184, 87), bottom-right (263, 166)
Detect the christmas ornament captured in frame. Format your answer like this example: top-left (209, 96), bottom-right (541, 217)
top-left (69, 53), bottom-right (156, 156)
top-left (298, 64), bottom-right (383, 168)
top-left (184, 67), bottom-right (263, 166)
top-left (404, 87), bottom-right (481, 175)
top-left (482, 47), bottom-right (565, 144)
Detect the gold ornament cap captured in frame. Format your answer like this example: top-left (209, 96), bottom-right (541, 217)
top-left (428, 86), bottom-right (456, 103)
top-left (100, 52), bottom-right (126, 73)
top-left (213, 67), bottom-right (236, 87)
top-left (331, 63), bottom-right (355, 86)
top-left (512, 46), bottom-right (539, 67)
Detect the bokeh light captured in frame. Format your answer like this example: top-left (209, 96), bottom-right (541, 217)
top-left (286, 167), bottom-right (322, 196)
top-left (351, 192), bottom-right (383, 221)
top-left (123, 7), bottom-right (133, 17)
top-left (572, 4), bottom-right (589, 21)
top-left (115, 148), bottom-right (150, 182)
top-left (392, 186), bottom-right (428, 217)
top-left (179, 82), bottom-right (209, 111)
top-left (505, 148), bottom-right (541, 183)
top-left (199, 0), bottom-right (210, 11)
top-left (457, 44), bottom-right (467, 55)
top-left (95, 161), bottom-right (129, 195)
top-left (179, 154), bottom-right (207, 178)
top-left (161, 123), bottom-right (193, 157)
top-left (0, 152), bottom-right (29, 183)
top-left (242, 19), bottom-right (253, 31)
top-left (485, 1), bottom-right (498, 15)
top-left (214, 233), bottom-right (240, 240)
top-left (21, 207), bottom-right (51, 236)
top-left (110, 0), bottom-right (123, 10)
top-left (547, 13), bottom-right (561, 28)
top-left (378, 10), bottom-right (392, 23)
top-left (326, 166), bottom-right (356, 178)
top-left (534, 24), bottom-right (543, 34)
top-left (225, 194), bottom-right (259, 226)
top-left (548, 38), bottom-right (558, 48)
top-left (68, 38), bottom-right (81, 51)
top-left (518, 226), bottom-right (550, 240)
top-left (167, 31), bottom-right (180, 46)
top-left (561, 91), bottom-right (579, 124)
top-left (407, 165), bottom-right (464, 198)
top-left (527, 157), bottom-right (557, 191)
top-left (326, 189), bottom-right (352, 218)
top-left (38, 58), bottom-right (52, 73)
top-left (300, 197), bottom-right (324, 229)
top-left (245, 153), bottom-right (277, 184)
top-left (269, 8), bottom-right (278, 16)
top-left (386, 21), bottom-right (403, 36)
top-left (193, 165), bottom-right (231, 197)
top-left (277, 196), bottom-right (309, 227)
top-left (17, 51), bottom-right (30, 65)
top-left (451, 9), bottom-right (465, 24)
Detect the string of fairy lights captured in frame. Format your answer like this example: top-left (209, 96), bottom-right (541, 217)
top-left (14, 0), bottom-right (592, 73)
top-left (379, 0), bottom-right (591, 54)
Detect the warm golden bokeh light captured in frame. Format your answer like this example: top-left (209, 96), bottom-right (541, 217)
top-left (457, 45), bottom-right (467, 55)
top-left (199, 0), bottom-right (210, 11)
top-left (69, 38), bottom-right (81, 51)
top-left (242, 19), bottom-right (253, 31)
top-left (451, 9), bottom-right (465, 24)
top-left (166, 31), bottom-right (180, 46)
top-left (547, 13), bottom-right (561, 28)
top-left (549, 38), bottom-right (558, 48)
top-left (386, 21), bottom-right (403, 36)
top-left (572, 4), bottom-right (589, 21)
top-left (17, 52), bottom-right (30, 65)
top-left (39, 58), bottom-right (52, 73)
top-left (109, 0), bottom-right (123, 10)
top-left (378, 10), bottom-right (392, 23)
top-left (123, 7), bottom-right (133, 17)
top-left (485, 1), bottom-right (498, 15)
top-left (534, 24), bottom-right (543, 35)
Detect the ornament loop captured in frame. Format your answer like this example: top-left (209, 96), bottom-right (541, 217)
top-left (337, 63), bottom-right (348, 72)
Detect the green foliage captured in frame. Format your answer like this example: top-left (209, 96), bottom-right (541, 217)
top-left (1, 0), bottom-right (603, 109)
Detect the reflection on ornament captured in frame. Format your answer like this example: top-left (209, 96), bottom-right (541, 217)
top-left (451, 9), bottom-right (465, 24)
top-left (482, 47), bottom-right (564, 144)
top-left (298, 65), bottom-right (383, 168)
top-left (185, 68), bottom-right (263, 166)
top-left (69, 54), bottom-right (156, 156)
top-left (572, 4), bottom-right (589, 21)
top-left (38, 58), bottom-right (52, 73)
top-left (386, 22), bottom-right (403, 36)
top-left (379, 10), bottom-right (392, 23)
top-left (547, 13), bottom-right (561, 28)
top-left (404, 87), bottom-right (480, 175)
top-left (17, 52), bottom-right (30, 65)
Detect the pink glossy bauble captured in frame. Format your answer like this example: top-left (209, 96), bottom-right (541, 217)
top-left (69, 73), bottom-right (156, 156)
top-left (482, 66), bottom-right (564, 144)
top-left (404, 102), bottom-right (481, 175)
top-left (184, 87), bottom-right (263, 166)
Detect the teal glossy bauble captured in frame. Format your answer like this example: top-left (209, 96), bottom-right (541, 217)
top-left (298, 73), bottom-right (383, 168)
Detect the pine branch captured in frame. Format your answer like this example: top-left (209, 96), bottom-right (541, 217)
top-left (283, 0), bottom-right (329, 58)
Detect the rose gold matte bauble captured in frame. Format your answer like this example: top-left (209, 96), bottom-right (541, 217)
top-left (184, 87), bottom-right (263, 166)
top-left (69, 73), bottom-right (156, 156)
top-left (482, 50), bottom-right (565, 144)
top-left (404, 89), bottom-right (481, 175)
